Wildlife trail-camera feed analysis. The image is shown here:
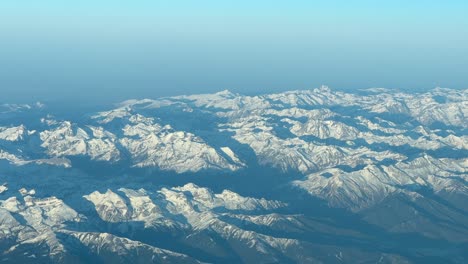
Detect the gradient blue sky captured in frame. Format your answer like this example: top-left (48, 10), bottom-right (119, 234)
top-left (1, 1), bottom-right (467, 103)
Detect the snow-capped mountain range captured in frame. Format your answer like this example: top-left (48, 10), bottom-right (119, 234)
top-left (0, 87), bottom-right (466, 263)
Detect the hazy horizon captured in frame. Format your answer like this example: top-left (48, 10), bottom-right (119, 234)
top-left (1, 1), bottom-right (467, 103)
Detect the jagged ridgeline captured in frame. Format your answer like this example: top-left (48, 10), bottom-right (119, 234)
top-left (0, 87), bottom-right (467, 263)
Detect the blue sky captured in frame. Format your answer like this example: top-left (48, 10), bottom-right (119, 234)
top-left (1, 1), bottom-right (467, 103)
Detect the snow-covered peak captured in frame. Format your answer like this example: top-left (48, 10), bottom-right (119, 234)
top-left (161, 183), bottom-right (285, 213)
top-left (293, 155), bottom-right (468, 211)
top-left (63, 231), bottom-right (201, 263)
top-left (0, 184), bottom-right (7, 194)
top-left (84, 189), bottom-right (132, 222)
top-left (85, 183), bottom-right (285, 226)
top-left (0, 102), bottom-right (44, 113)
top-left (0, 125), bottom-right (27, 141)
top-left (39, 121), bottom-right (120, 162)
top-left (91, 106), bottom-right (133, 124)
top-left (120, 121), bottom-right (243, 173)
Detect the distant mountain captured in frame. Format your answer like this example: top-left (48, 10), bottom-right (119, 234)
top-left (0, 87), bottom-right (466, 263)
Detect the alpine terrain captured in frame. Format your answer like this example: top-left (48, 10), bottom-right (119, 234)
top-left (0, 87), bottom-right (467, 263)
